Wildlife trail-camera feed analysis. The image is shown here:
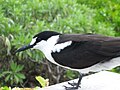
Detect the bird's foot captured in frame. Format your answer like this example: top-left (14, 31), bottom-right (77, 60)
top-left (63, 81), bottom-right (80, 90)
top-left (68, 81), bottom-right (80, 87)
top-left (63, 85), bottom-right (79, 90)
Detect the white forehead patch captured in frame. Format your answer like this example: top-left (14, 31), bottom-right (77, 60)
top-left (30, 37), bottom-right (37, 45)
top-left (52, 41), bottom-right (72, 53)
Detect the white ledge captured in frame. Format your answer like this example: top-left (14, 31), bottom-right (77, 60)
top-left (38, 71), bottom-right (120, 90)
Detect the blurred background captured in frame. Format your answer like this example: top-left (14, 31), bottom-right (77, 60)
top-left (0, 0), bottom-right (120, 88)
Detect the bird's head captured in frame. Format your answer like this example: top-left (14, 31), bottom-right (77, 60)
top-left (15, 31), bottom-right (61, 53)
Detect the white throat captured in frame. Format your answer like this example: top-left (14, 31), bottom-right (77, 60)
top-left (32, 35), bottom-right (59, 64)
top-left (31, 35), bottom-right (72, 65)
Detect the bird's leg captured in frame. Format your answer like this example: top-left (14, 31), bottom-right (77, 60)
top-left (64, 73), bottom-right (83, 90)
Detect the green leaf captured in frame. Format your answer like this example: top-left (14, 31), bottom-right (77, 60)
top-left (65, 70), bottom-right (76, 79)
top-left (15, 65), bottom-right (24, 72)
top-left (14, 75), bottom-right (19, 84)
top-left (16, 73), bottom-right (25, 79)
top-left (5, 74), bottom-right (11, 82)
top-left (0, 71), bottom-right (11, 78)
top-left (35, 76), bottom-right (46, 88)
top-left (1, 86), bottom-right (11, 90)
top-left (5, 37), bottom-right (11, 55)
top-left (10, 61), bottom-right (17, 71)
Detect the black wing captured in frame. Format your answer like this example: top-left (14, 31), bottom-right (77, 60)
top-left (51, 34), bottom-right (120, 69)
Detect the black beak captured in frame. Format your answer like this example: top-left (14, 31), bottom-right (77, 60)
top-left (15, 44), bottom-right (33, 53)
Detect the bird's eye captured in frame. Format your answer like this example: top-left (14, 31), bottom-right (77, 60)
top-left (36, 37), bottom-right (41, 42)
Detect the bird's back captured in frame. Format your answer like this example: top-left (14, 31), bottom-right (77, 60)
top-left (51, 34), bottom-right (120, 70)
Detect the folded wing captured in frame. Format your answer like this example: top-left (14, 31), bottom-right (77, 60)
top-left (52, 34), bottom-right (120, 69)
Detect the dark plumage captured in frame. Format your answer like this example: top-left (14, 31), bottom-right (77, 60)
top-left (52, 34), bottom-right (120, 69)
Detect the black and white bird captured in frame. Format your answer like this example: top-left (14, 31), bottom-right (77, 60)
top-left (16, 31), bottom-right (120, 90)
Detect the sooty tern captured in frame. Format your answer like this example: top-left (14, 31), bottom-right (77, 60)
top-left (16, 31), bottom-right (120, 90)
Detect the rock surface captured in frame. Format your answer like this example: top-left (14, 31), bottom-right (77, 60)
top-left (39, 71), bottom-right (120, 90)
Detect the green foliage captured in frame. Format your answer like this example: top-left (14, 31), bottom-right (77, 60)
top-left (0, 0), bottom-right (120, 87)
top-left (77, 0), bottom-right (120, 36)
top-left (1, 86), bottom-right (11, 90)
top-left (111, 66), bottom-right (120, 74)
top-left (65, 70), bottom-right (79, 80)
top-left (0, 61), bottom-right (25, 85)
